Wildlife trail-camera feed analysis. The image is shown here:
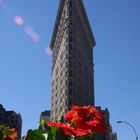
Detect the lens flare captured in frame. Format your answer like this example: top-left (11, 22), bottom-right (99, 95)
top-left (24, 26), bottom-right (40, 42)
top-left (45, 47), bottom-right (53, 55)
top-left (1, 0), bottom-right (41, 43)
top-left (24, 26), bottom-right (34, 36)
top-left (31, 33), bottom-right (40, 42)
top-left (14, 16), bottom-right (24, 25)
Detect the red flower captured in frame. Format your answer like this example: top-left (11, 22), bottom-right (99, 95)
top-left (46, 106), bottom-right (107, 137)
top-left (65, 106), bottom-right (107, 133)
top-left (3, 128), bottom-right (17, 140)
top-left (47, 122), bottom-right (93, 137)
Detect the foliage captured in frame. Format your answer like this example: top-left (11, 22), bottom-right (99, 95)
top-left (0, 106), bottom-right (107, 140)
top-left (0, 125), bottom-right (17, 140)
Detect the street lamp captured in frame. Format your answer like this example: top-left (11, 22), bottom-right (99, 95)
top-left (117, 120), bottom-right (138, 140)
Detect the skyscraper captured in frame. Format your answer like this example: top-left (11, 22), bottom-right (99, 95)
top-left (50, 0), bottom-right (95, 121)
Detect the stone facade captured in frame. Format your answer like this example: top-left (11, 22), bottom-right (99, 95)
top-left (50, 0), bottom-right (95, 121)
top-left (0, 104), bottom-right (22, 138)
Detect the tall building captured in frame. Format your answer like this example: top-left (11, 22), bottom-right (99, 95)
top-left (49, 1), bottom-right (117, 139)
top-left (0, 104), bottom-right (22, 138)
top-left (40, 110), bottom-right (50, 122)
top-left (50, 0), bottom-right (95, 121)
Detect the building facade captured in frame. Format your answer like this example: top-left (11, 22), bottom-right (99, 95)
top-left (50, 0), bottom-right (95, 121)
top-left (0, 104), bottom-right (22, 138)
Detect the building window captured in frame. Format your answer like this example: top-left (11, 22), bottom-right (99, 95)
top-left (69, 36), bottom-right (72, 42)
top-left (69, 20), bottom-right (72, 25)
top-left (66, 28), bottom-right (69, 34)
top-left (69, 43), bottom-right (72, 47)
top-left (69, 1), bottom-right (73, 8)
top-left (69, 10), bottom-right (73, 16)
top-left (66, 21), bottom-right (69, 26)
top-left (73, 90), bottom-right (75, 96)
top-left (69, 70), bottom-right (72, 77)
top-left (66, 89), bottom-right (68, 96)
top-left (69, 27), bottom-right (72, 34)
top-left (73, 53), bottom-right (75, 59)
top-left (69, 61), bottom-right (72, 68)
top-left (72, 70), bottom-right (75, 78)
top-left (66, 71), bottom-right (68, 77)
top-left (66, 37), bottom-right (69, 42)
top-left (69, 88), bottom-right (72, 96)
top-left (66, 45), bottom-right (69, 51)
top-left (73, 62), bottom-right (75, 68)
top-left (73, 37), bottom-right (75, 42)
top-left (66, 80), bottom-right (68, 86)
top-left (69, 79), bottom-right (72, 86)
top-left (66, 62), bottom-right (68, 68)
top-left (73, 29), bottom-right (75, 35)
top-left (66, 54), bottom-right (68, 59)
top-left (69, 52), bottom-right (72, 59)
top-left (68, 98), bottom-right (72, 106)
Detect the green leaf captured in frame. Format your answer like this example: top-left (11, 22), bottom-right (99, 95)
top-left (25, 129), bottom-right (46, 140)
top-left (75, 133), bottom-right (96, 140)
top-left (71, 120), bottom-right (76, 128)
top-left (0, 129), bottom-right (3, 140)
top-left (59, 116), bottom-right (65, 123)
top-left (0, 125), bottom-right (9, 135)
top-left (50, 126), bottom-right (58, 135)
top-left (7, 129), bottom-right (16, 135)
top-left (0, 125), bottom-right (7, 139)
top-left (47, 126), bottom-right (58, 140)
top-left (55, 129), bottom-right (71, 140)
top-left (40, 120), bottom-right (45, 127)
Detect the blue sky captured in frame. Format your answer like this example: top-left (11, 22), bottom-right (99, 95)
top-left (0, 0), bottom-right (140, 139)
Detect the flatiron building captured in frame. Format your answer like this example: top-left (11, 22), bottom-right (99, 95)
top-left (50, 0), bottom-right (95, 121)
